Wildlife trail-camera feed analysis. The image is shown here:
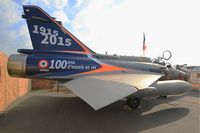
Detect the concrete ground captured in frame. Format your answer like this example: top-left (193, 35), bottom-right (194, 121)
top-left (0, 89), bottom-right (199, 133)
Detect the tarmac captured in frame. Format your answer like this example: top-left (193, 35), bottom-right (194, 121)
top-left (0, 88), bottom-right (199, 133)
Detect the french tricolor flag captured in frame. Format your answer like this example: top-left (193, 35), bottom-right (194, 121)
top-left (143, 32), bottom-right (147, 51)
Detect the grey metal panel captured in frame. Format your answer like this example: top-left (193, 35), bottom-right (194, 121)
top-left (92, 54), bottom-right (151, 62)
top-left (64, 78), bottom-right (137, 110)
top-left (87, 74), bottom-right (161, 89)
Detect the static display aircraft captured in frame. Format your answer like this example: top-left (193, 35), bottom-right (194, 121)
top-left (7, 5), bottom-right (191, 110)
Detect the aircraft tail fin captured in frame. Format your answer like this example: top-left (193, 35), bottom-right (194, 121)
top-left (22, 5), bottom-right (94, 54)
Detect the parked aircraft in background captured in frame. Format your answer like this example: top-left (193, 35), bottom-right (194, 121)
top-left (7, 5), bottom-right (191, 110)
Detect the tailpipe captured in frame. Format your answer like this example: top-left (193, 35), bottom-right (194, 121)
top-left (7, 54), bottom-right (27, 77)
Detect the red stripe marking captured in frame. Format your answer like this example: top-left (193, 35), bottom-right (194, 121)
top-left (79, 64), bottom-right (127, 75)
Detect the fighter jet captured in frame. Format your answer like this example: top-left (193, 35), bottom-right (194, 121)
top-left (7, 5), bottom-right (191, 110)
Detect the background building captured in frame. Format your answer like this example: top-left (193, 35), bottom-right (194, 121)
top-left (186, 66), bottom-right (200, 89)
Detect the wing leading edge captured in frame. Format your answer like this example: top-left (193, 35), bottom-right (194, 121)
top-left (64, 74), bottom-right (161, 110)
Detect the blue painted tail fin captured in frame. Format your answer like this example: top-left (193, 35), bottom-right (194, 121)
top-left (22, 5), bottom-right (94, 53)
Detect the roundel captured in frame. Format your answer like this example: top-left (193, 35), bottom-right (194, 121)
top-left (38, 59), bottom-right (49, 69)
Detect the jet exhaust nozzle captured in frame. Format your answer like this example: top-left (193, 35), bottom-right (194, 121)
top-left (7, 54), bottom-right (27, 77)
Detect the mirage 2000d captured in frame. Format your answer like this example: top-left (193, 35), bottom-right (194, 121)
top-left (7, 5), bottom-right (191, 110)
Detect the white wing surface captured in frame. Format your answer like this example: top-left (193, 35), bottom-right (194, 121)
top-left (64, 74), bottom-right (161, 110)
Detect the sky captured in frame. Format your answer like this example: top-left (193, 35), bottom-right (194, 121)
top-left (0, 0), bottom-right (199, 66)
